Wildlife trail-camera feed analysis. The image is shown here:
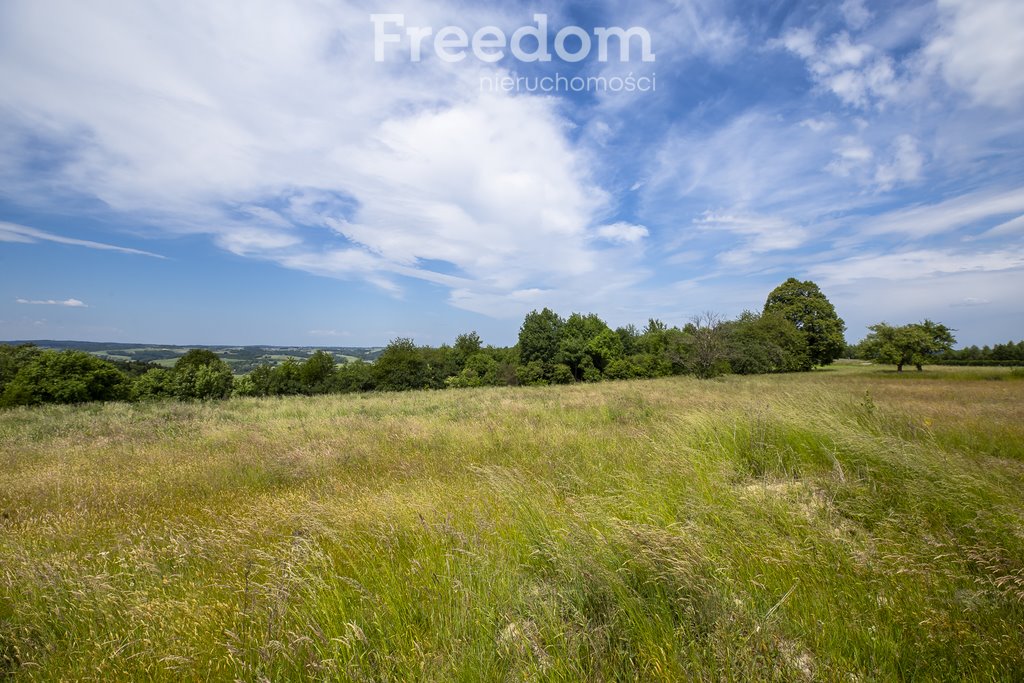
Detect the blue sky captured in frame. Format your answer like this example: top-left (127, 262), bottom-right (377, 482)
top-left (1, 0), bottom-right (1022, 347)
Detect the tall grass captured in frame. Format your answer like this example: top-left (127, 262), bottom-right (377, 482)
top-left (2, 367), bottom-right (1023, 680)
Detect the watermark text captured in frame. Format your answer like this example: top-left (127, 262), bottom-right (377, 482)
top-left (372, 13), bottom-right (655, 64)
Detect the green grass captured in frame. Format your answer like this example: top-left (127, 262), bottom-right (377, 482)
top-left (2, 367), bottom-right (1023, 681)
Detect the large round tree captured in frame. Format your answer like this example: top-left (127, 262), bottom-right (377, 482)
top-left (763, 278), bottom-right (846, 368)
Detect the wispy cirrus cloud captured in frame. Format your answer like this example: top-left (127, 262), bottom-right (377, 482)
top-left (0, 221), bottom-right (165, 258)
top-left (808, 246), bottom-right (1024, 285)
top-left (861, 187), bottom-right (1024, 238)
top-left (16, 298), bottom-right (88, 307)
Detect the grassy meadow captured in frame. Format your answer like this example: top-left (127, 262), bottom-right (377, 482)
top-left (2, 365), bottom-right (1023, 681)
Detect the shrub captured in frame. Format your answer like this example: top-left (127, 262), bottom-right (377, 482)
top-left (172, 350), bottom-right (233, 400)
top-left (1, 350), bottom-right (128, 406)
top-left (131, 369), bottom-right (176, 401)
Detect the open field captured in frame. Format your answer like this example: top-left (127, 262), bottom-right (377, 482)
top-left (2, 366), bottom-right (1023, 681)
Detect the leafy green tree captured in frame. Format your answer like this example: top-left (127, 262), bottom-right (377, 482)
top-left (453, 332), bottom-right (483, 371)
top-left (174, 349), bottom-right (224, 373)
top-left (639, 318), bottom-right (669, 355)
top-left (587, 328), bottom-right (625, 373)
top-left (764, 278), bottom-right (846, 367)
top-left (1, 350), bottom-right (128, 406)
top-left (0, 343), bottom-right (42, 396)
top-left (726, 311), bottom-right (811, 374)
top-left (374, 338), bottom-right (429, 391)
top-left (172, 349), bottom-right (233, 400)
top-left (558, 313), bottom-right (611, 380)
top-left (615, 325), bottom-right (640, 356)
top-left (518, 309), bottom-right (564, 365)
top-left (301, 350), bottom-right (336, 394)
top-left (861, 320), bottom-right (956, 372)
top-left (268, 359), bottom-right (304, 395)
top-left (231, 373), bottom-right (259, 398)
top-left (446, 352), bottom-right (500, 388)
top-left (489, 347), bottom-right (521, 386)
top-left (246, 364), bottom-right (275, 396)
top-left (422, 345), bottom-right (459, 389)
top-left (336, 360), bottom-right (376, 393)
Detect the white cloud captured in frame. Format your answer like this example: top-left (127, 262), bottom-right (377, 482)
top-left (951, 297), bottom-right (991, 308)
top-left (827, 136), bottom-right (874, 177)
top-left (874, 134), bottom-right (923, 189)
top-left (800, 117), bottom-right (835, 133)
top-left (695, 211), bottom-right (809, 266)
top-left (606, 0), bottom-right (746, 65)
top-left (0, 1), bottom-right (650, 319)
top-left (780, 28), bottom-right (817, 60)
top-left (788, 30), bottom-right (902, 109)
top-left (0, 221), bottom-right (165, 258)
top-left (308, 329), bottom-right (352, 338)
top-left (863, 187), bottom-right (1024, 238)
top-left (16, 298), bottom-right (88, 307)
top-left (981, 214), bottom-right (1024, 238)
top-left (926, 0), bottom-right (1024, 109)
top-left (596, 222), bottom-right (649, 244)
top-left (841, 0), bottom-right (874, 30)
top-left (808, 246), bottom-right (1024, 285)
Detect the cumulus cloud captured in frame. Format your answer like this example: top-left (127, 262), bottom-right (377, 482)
top-left (780, 29), bottom-right (900, 109)
top-left (16, 298), bottom-right (88, 307)
top-left (0, 0), bottom-right (649, 318)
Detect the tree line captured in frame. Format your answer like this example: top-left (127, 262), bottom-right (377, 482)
top-left (0, 278), bottom-right (849, 406)
top-left (3, 277), bottom-right (1012, 408)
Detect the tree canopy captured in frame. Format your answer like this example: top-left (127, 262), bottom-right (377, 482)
top-left (764, 278), bottom-right (846, 368)
top-left (859, 320), bottom-right (956, 371)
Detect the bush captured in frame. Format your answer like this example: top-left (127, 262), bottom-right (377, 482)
top-left (132, 369), bottom-right (176, 401)
top-left (604, 358), bottom-right (641, 380)
top-left (374, 339), bottom-right (429, 391)
top-left (336, 360), bottom-right (376, 393)
top-left (172, 350), bottom-right (233, 400)
top-left (301, 351), bottom-right (336, 394)
top-left (446, 353), bottom-right (500, 388)
top-left (550, 363), bottom-right (575, 385)
top-left (1, 350), bottom-right (128, 406)
top-left (0, 344), bottom-right (43, 395)
top-left (268, 359), bottom-right (304, 396)
top-left (516, 360), bottom-right (548, 386)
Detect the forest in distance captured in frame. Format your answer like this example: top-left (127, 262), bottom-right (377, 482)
top-left (2, 277), bottom-right (1021, 409)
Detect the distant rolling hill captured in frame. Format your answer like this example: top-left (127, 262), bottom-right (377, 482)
top-left (2, 340), bottom-right (384, 374)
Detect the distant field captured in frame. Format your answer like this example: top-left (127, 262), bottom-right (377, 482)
top-left (2, 367), bottom-right (1023, 680)
top-left (1, 341), bottom-right (384, 374)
